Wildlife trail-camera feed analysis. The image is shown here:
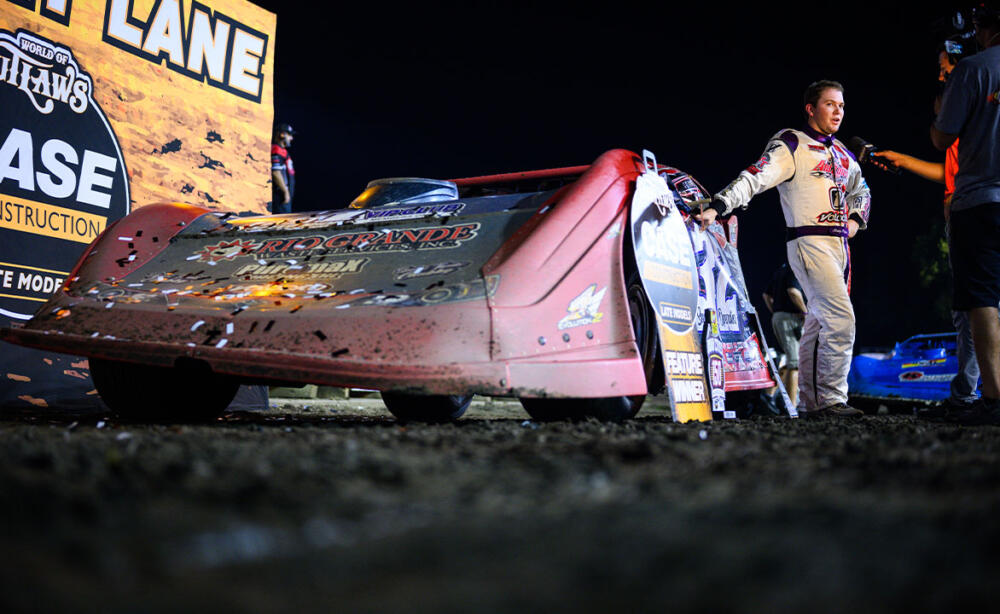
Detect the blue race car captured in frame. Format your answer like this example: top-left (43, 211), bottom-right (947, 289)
top-left (848, 333), bottom-right (977, 405)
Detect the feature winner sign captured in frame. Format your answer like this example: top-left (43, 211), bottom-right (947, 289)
top-left (630, 151), bottom-right (720, 422)
top-left (0, 0), bottom-right (275, 408)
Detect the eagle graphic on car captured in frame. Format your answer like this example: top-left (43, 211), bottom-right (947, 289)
top-left (557, 284), bottom-right (607, 330)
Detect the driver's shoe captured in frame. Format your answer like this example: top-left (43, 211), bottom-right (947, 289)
top-left (800, 403), bottom-right (865, 419)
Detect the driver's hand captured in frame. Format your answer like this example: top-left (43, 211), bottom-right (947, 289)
top-left (694, 207), bottom-right (718, 230)
top-left (847, 219), bottom-right (859, 238)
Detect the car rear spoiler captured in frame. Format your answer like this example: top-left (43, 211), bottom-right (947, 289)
top-left (450, 166), bottom-right (591, 197)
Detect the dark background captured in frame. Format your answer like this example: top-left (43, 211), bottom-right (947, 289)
top-left (250, 1), bottom-right (976, 349)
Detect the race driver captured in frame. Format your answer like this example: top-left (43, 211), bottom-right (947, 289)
top-left (696, 80), bottom-right (872, 418)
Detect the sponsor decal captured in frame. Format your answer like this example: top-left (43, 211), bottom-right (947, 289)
top-left (640, 220), bottom-right (691, 267)
top-left (234, 257), bottom-right (370, 280)
top-left (899, 371), bottom-right (954, 383)
top-left (816, 211), bottom-right (848, 224)
top-left (808, 144), bottom-right (826, 152)
top-left (643, 260), bottom-right (692, 289)
top-left (355, 203), bottom-right (464, 223)
top-left (0, 29), bottom-right (129, 319)
top-left (360, 278), bottom-right (498, 307)
top-left (237, 204), bottom-right (483, 234)
top-left (394, 260), bottom-right (470, 281)
top-left (850, 192), bottom-right (871, 221)
top-left (721, 338), bottom-right (766, 373)
top-left (658, 301), bottom-right (694, 328)
top-left (652, 187), bottom-right (674, 217)
top-left (190, 222), bottom-right (481, 261)
top-left (196, 239), bottom-right (259, 263)
top-left (227, 210), bottom-right (361, 233)
top-left (709, 353), bottom-right (724, 389)
top-left (557, 284), bottom-right (606, 330)
top-left (901, 359), bottom-right (947, 368)
top-left (810, 159), bottom-right (834, 180)
top-left (707, 350), bottom-right (728, 417)
top-left (746, 152), bottom-right (771, 176)
top-left (809, 152), bottom-right (850, 183)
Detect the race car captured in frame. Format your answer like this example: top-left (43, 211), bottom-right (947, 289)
top-left (1, 149), bottom-right (788, 423)
top-left (847, 332), bottom-right (976, 405)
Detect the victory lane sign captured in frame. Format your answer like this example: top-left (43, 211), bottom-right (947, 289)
top-left (0, 0), bottom-right (276, 410)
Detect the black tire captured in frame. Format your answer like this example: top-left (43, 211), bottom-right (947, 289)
top-left (90, 357), bottom-right (239, 422)
top-left (381, 392), bottom-right (473, 423)
top-left (520, 273), bottom-right (658, 422)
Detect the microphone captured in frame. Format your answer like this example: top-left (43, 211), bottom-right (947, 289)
top-left (847, 136), bottom-right (902, 175)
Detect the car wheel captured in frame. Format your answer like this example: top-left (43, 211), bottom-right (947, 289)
top-left (520, 273), bottom-right (656, 422)
top-left (90, 357), bottom-right (239, 422)
top-left (381, 392), bottom-right (473, 423)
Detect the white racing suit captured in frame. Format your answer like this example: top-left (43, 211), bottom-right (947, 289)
top-left (713, 127), bottom-right (872, 411)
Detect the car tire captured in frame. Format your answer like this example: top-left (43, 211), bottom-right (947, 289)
top-left (519, 273), bottom-right (656, 422)
top-left (90, 357), bottom-right (239, 422)
top-left (381, 392), bottom-right (473, 423)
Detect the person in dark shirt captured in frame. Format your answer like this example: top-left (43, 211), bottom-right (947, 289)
top-left (763, 263), bottom-right (807, 407)
top-left (871, 38), bottom-right (986, 418)
top-left (271, 123), bottom-right (296, 213)
top-left (931, 3), bottom-right (1000, 424)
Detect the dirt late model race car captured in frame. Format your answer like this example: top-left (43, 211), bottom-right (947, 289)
top-left (2, 149), bottom-right (790, 423)
top-left (848, 332), bottom-right (978, 407)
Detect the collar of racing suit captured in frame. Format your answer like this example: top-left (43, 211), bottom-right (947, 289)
top-left (801, 124), bottom-right (835, 147)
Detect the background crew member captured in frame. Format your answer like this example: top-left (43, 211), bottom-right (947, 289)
top-left (763, 262), bottom-right (807, 408)
top-left (271, 122), bottom-right (296, 214)
top-left (872, 38), bottom-right (987, 417)
top-left (696, 80), bottom-right (872, 418)
top-left (931, 2), bottom-right (1000, 425)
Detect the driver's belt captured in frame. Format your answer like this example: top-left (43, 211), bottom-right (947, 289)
top-left (786, 224), bottom-right (853, 289)
top-left (785, 225), bottom-right (848, 241)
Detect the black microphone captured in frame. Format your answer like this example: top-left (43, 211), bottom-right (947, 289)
top-left (847, 136), bottom-right (902, 175)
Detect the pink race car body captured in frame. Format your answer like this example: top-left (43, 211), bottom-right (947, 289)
top-left (2, 149), bottom-right (782, 422)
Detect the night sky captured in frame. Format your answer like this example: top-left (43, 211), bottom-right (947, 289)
top-left (250, 1), bottom-right (978, 348)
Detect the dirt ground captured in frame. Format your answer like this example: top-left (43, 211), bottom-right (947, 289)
top-left (1, 395), bottom-right (999, 613)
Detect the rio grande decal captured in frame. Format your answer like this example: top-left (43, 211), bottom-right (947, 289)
top-left (193, 222), bottom-right (482, 262)
top-left (0, 29), bottom-right (129, 320)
